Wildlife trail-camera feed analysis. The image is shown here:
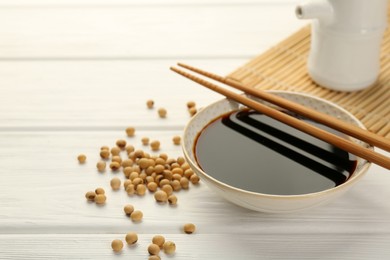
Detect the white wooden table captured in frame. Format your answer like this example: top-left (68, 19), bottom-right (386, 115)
top-left (0, 0), bottom-right (389, 259)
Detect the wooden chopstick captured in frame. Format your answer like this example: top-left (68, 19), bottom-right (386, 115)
top-left (177, 63), bottom-right (390, 152)
top-left (170, 66), bottom-right (390, 170)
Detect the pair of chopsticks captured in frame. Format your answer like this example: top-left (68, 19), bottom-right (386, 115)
top-left (170, 63), bottom-right (390, 170)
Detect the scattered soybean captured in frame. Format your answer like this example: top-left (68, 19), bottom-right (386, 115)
top-left (85, 191), bottom-right (96, 201)
top-left (130, 210), bottom-right (143, 222)
top-left (111, 239), bottom-right (124, 252)
top-left (163, 241), bottom-right (176, 255)
top-left (123, 204), bottom-right (135, 215)
top-left (154, 190), bottom-right (168, 203)
top-left (116, 139), bottom-right (127, 149)
top-left (95, 187), bottom-right (105, 195)
top-left (150, 140), bottom-right (161, 151)
top-left (95, 194), bottom-right (106, 204)
top-left (152, 235), bottom-right (165, 248)
top-left (183, 223), bottom-right (196, 234)
top-left (146, 99), bottom-right (154, 109)
top-left (172, 136), bottom-right (181, 145)
top-left (148, 244), bottom-right (160, 255)
top-left (126, 127), bottom-right (136, 137)
top-left (96, 161), bottom-right (106, 172)
top-left (168, 195), bottom-right (178, 205)
top-left (186, 101), bottom-right (196, 109)
top-left (141, 137), bottom-right (150, 146)
top-left (157, 108), bottom-right (167, 118)
top-left (110, 177), bottom-right (121, 190)
top-left (77, 154), bottom-right (87, 163)
top-left (125, 232), bottom-right (138, 245)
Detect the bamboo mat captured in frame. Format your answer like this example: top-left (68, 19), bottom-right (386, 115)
top-left (229, 22), bottom-right (390, 139)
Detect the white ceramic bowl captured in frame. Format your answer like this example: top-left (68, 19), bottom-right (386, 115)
top-left (182, 91), bottom-right (371, 213)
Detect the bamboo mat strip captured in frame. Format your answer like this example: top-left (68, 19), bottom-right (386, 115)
top-left (229, 22), bottom-right (390, 138)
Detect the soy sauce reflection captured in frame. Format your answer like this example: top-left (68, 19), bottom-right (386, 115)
top-left (194, 109), bottom-right (357, 195)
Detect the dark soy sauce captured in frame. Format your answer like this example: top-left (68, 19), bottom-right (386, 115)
top-left (194, 109), bottom-right (357, 195)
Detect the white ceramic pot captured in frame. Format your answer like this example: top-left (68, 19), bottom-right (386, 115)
top-left (296, 0), bottom-right (388, 91)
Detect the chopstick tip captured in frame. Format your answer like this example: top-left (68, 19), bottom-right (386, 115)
top-left (170, 66), bottom-right (182, 74)
top-left (177, 62), bottom-right (188, 68)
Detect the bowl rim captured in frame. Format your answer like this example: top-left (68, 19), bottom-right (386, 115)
top-left (182, 90), bottom-right (372, 200)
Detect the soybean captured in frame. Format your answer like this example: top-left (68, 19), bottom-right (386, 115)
top-left (163, 241), bottom-right (176, 255)
top-left (147, 182), bottom-right (158, 192)
top-left (188, 107), bottom-right (197, 116)
top-left (184, 169), bottom-right (194, 179)
top-left (130, 210), bottom-right (143, 222)
top-left (132, 177), bottom-right (143, 187)
top-left (121, 159), bottom-right (133, 168)
top-left (123, 167), bottom-right (133, 178)
top-left (136, 184), bottom-right (147, 195)
top-left (180, 177), bottom-right (189, 189)
top-left (109, 161), bottom-right (121, 171)
top-left (141, 137), bottom-right (150, 146)
top-left (162, 184), bottom-right (173, 196)
top-left (157, 108), bottom-right (167, 118)
top-left (146, 99), bottom-right (154, 109)
top-left (183, 223), bottom-right (196, 234)
top-left (126, 184), bottom-right (135, 195)
top-left (100, 146), bottom-right (109, 151)
top-left (186, 101), bottom-right (196, 109)
top-left (134, 149), bottom-right (144, 159)
top-left (176, 156), bottom-right (185, 165)
top-left (172, 136), bottom-right (181, 145)
top-left (150, 140), bottom-right (160, 151)
top-left (159, 179), bottom-right (170, 188)
top-left (148, 243), bottom-right (160, 255)
top-left (172, 167), bottom-right (183, 176)
top-left (116, 139), bottom-right (127, 149)
top-left (123, 179), bottom-right (132, 189)
top-left (110, 177), bottom-right (121, 190)
top-left (77, 154), bottom-right (87, 163)
top-left (138, 158), bottom-right (151, 169)
top-left (145, 166), bottom-right (155, 175)
top-left (100, 149), bottom-right (110, 159)
top-left (95, 187), bottom-right (105, 195)
top-left (190, 174), bottom-right (200, 184)
top-left (152, 235), bottom-right (165, 248)
top-left (111, 147), bottom-right (121, 156)
top-left (171, 180), bottom-right (181, 191)
top-left (154, 190), bottom-right (168, 203)
top-left (96, 161), bottom-right (106, 172)
top-left (111, 155), bottom-right (122, 164)
top-left (159, 153), bottom-right (168, 161)
top-left (111, 239), bottom-right (124, 252)
top-left (129, 172), bottom-right (139, 181)
top-left (125, 144), bottom-right (135, 154)
top-left (181, 162), bottom-right (190, 171)
top-left (168, 195), bottom-right (178, 205)
top-left (126, 127), bottom-right (135, 137)
top-left (85, 191), bottom-right (96, 201)
top-left (95, 194), bottom-right (106, 204)
top-left (123, 204), bottom-right (134, 215)
top-left (125, 232), bottom-right (138, 245)
top-left (154, 164), bottom-right (164, 174)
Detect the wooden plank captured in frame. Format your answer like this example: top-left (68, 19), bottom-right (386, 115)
top-left (0, 131), bottom-right (389, 234)
top-left (0, 0), bottom-right (295, 7)
top-left (0, 233), bottom-right (389, 260)
top-left (0, 4), bottom-right (307, 58)
top-left (0, 59), bottom-right (242, 128)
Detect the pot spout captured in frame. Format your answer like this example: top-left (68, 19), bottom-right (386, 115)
top-left (295, 0), bottom-right (333, 20)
